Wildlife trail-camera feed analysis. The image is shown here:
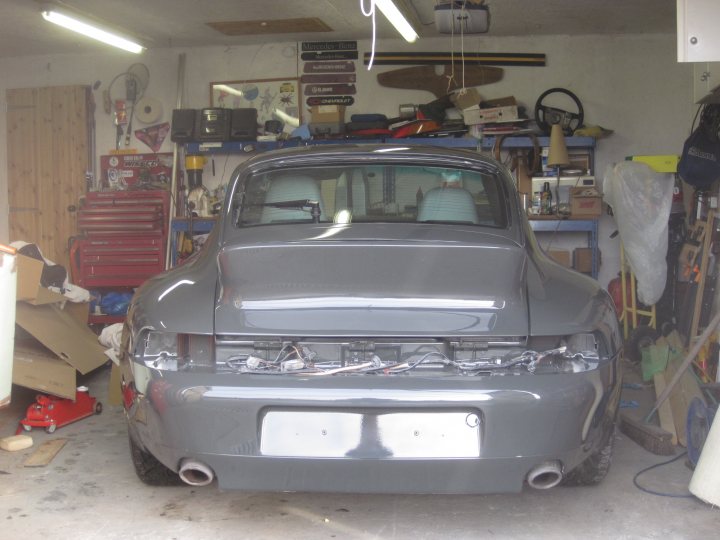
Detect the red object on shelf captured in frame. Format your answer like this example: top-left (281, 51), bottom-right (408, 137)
top-left (17, 388), bottom-right (102, 434)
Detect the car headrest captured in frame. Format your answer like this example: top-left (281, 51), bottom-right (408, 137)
top-left (260, 175), bottom-right (325, 223)
top-left (417, 187), bottom-right (479, 224)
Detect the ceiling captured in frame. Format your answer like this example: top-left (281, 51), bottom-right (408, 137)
top-left (0, 0), bottom-right (676, 58)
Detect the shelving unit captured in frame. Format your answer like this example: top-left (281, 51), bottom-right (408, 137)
top-left (481, 135), bottom-right (600, 278)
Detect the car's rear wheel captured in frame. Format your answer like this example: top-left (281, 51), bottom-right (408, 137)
top-left (128, 434), bottom-right (184, 486)
top-left (563, 426), bottom-right (616, 486)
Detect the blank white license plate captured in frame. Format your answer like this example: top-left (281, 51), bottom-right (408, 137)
top-left (260, 411), bottom-right (481, 458)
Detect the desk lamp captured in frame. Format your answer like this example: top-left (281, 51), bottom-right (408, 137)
top-left (547, 123), bottom-right (570, 215)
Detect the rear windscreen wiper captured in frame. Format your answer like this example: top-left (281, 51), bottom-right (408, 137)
top-left (249, 199), bottom-right (321, 223)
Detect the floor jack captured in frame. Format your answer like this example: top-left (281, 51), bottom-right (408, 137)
top-left (17, 387), bottom-right (102, 434)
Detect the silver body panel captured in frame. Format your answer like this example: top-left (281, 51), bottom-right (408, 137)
top-left (121, 145), bottom-right (622, 494)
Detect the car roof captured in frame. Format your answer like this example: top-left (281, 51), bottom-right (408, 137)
top-left (239, 143), bottom-right (501, 170)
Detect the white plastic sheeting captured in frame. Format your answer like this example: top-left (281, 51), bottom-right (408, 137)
top-left (99, 322), bottom-right (124, 365)
top-left (690, 412), bottom-right (720, 505)
top-left (0, 250), bottom-right (17, 407)
top-left (603, 162), bottom-right (675, 305)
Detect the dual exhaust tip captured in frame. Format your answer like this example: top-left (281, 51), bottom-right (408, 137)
top-left (526, 460), bottom-right (563, 490)
top-left (178, 459), bottom-right (215, 487)
top-left (178, 458), bottom-right (563, 490)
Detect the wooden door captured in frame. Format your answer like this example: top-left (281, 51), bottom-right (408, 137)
top-left (6, 85), bottom-right (90, 268)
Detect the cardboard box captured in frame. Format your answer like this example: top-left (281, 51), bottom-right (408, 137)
top-left (547, 249), bottom-right (571, 268)
top-left (570, 187), bottom-right (602, 217)
top-left (310, 121), bottom-right (345, 136)
top-left (13, 343), bottom-right (77, 400)
top-left (451, 88), bottom-right (482, 110)
top-left (310, 105), bottom-right (346, 124)
top-left (462, 105), bottom-right (518, 125)
top-left (13, 267), bottom-right (107, 398)
top-left (16, 254), bottom-right (66, 305)
top-left (573, 247), bottom-right (600, 274)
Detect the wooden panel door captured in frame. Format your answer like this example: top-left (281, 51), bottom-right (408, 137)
top-left (6, 85), bottom-right (90, 268)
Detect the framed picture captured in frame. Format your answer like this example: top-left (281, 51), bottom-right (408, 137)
top-left (210, 78), bottom-right (302, 129)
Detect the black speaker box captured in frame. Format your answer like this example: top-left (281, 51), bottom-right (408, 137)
top-left (170, 109), bottom-right (196, 142)
top-left (230, 108), bottom-right (258, 141)
top-left (194, 108), bottom-right (231, 142)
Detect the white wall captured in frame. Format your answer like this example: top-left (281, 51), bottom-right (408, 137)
top-left (0, 33), bottom-right (693, 287)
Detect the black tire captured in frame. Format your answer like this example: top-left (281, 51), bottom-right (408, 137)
top-left (624, 325), bottom-right (659, 363)
top-left (128, 434), bottom-right (184, 486)
top-left (563, 427), bottom-right (616, 486)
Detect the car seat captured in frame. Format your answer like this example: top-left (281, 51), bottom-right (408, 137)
top-left (260, 175), bottom-right (325, 223)
top-left (335, 170), bottom-right (367, 217)
top-left (417, 187), bottom-right (480, 224)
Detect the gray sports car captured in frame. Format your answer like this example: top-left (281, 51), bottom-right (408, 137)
top-left (120, 144), bottom-right (622, 494)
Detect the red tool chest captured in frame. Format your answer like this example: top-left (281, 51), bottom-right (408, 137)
top-left (70, 190), bottom-right (170, 290)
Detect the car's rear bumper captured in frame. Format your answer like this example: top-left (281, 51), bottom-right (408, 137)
top-left (124, 359), bottom-right (620, 494)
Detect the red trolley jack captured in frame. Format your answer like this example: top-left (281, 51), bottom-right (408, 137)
top-left (17, 387), bottom-right (103, 434)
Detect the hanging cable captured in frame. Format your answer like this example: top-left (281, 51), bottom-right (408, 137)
top-left (360, 0), bottom-right (377, 70)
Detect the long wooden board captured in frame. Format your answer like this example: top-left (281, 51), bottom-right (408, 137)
top-left (653, 373), bottom-right (678, 445)
top-left (365, 52), bottom-right (546, 67)
top-left (377, 65), bottom-right (503, 98)
top-left (24, 438), bottom-right (67, 467)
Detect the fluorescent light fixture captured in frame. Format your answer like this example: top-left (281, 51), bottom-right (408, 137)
top-left (214, 84), bottom-right (245, 98)
top-left (42, 8), bottom-right (145, 54)
top-left (374, 0), bottom-right (418, 43)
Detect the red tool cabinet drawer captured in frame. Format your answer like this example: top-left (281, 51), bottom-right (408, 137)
top-left (71, 236), bottom-right (166, 288)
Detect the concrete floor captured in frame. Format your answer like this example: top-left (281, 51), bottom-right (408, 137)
top-left (0, 363), bottom-right (717, 540)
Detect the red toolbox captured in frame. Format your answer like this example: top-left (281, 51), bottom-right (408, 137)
top-left (70, 191), bottom-right (170, 319)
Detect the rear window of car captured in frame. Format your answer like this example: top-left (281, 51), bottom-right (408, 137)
top-left (234, 163), bottom-right (508, 228)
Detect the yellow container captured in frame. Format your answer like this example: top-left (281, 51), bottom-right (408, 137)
top-left (627, 155), bottom-right (679, 173)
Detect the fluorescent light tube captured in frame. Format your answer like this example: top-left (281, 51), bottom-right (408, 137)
top-left (374, 0), bottom-right (418, 43)
top-left (214, 84), bottom-right (245, 98)
top-left (42, 9), bottom-right (145, 54)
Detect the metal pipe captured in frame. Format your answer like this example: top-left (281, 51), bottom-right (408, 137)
top-left (178, 459), bottom-right (214, 486)
top-left (526, 461), bottom-right (563, 489)
top-left (165, 52), bottom-right (186, 270)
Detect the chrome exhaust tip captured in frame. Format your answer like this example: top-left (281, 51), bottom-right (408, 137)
top-left (527, 460), bottom-right (563, 490)
top-left (178, 459), bottom-right (215, 487)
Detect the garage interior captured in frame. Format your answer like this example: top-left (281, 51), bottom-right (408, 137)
top-left (1, 0), bottom-right (720, 537)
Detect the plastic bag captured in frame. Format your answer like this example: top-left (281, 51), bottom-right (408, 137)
top-left (603, 162), bottom-right (675, 305)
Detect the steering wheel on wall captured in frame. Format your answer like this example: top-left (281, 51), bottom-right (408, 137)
top-left (534, 88), bottom-right (584, 136)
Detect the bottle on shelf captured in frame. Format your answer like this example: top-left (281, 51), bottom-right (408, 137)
top-left (541, 181), bottom-right (553, 215)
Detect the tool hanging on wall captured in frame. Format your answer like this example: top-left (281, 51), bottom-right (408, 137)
top-left (103, 63), bottom-right (151, 148)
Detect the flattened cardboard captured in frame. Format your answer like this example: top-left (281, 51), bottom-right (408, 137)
top-left (15, 254), bottom-right (65, 305)
top-left (13, 344), bottom-right (77, 400)
top-left (15, 302), bottom-right (106, 375)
